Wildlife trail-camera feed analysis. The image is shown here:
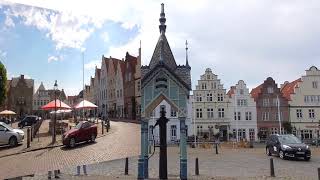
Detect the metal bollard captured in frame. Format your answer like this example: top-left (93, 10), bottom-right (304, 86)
top-left (318, 168), bottom-right (320, 180)
top-left (215, 143), bottom-right (218, 154)
top-left (101, 120), bottom-right (104, 135)
top-left (54, 170), bottom-right (59, 178)
top-left (195, 158), bottom-right (199, 175)
top-left (30, 126), bottom-right (33, 142)
top-left (76, 165), bottom-right (81, 176)
top-left (125, 157), bottom-right (129, 175)
top-left (270, 158), bottom-right (275, 177)
top-left (27, 128), bottom-right (30, 148)
top-left (48, 171), bottom-right (52, 179)
top-left (83, 165), bottom-right (87, 175)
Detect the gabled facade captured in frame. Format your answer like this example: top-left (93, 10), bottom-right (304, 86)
top-left (106, 58), bottom-right (117, 117)
top-left (251, 77), bottom-right (289, 140)
top-left (281, 66), bottom-right (320, 141)
top-left (192, 68), bottom-right (231, 141)
top-left (115, 59), bottom-right (125, 118)
top-left (124, 52), bottom-right (138, 120)
top-left (100, 57), bottom-right (108, 117)
top-left (135, 47), bottom-right (142, 119)
top-left (7, 75), bottom-right (34, 117)
top-left (227, 80), bottom-right (257, 141)
top-left (93, 67), bottom-right (101, 116)
top-left (33, 82), bottom-right (50, 112)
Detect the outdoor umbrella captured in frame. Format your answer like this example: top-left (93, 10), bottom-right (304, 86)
top-left (0, 110), bottom-right (16, 115)
top-left (41, 99), bottom-right (71, 110)
top-left (74, 100), bottom-right (98, 109)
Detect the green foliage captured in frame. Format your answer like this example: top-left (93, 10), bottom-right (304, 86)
top-left (0, 62), bottom-right (7, 106)
top-left (283, 121), bottom-right (293, 134)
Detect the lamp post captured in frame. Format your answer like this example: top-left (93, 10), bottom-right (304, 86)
top-left (52, 80), bottom-right (58, 144)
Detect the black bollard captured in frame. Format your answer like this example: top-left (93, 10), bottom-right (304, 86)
top-left (270, 158), bottom-right (275, 177)
top-left (101, 120), bottom-right (104, 135)
top-left (195, 158), bottom-right (199, 175)
top-left (30, 126), bottom-right (33, 142)
top-left (125, 157), bottom-right (129, 175)
top-left (215, 143), bottom-right (218, 154)
top-left (318, 168), bottom-right (320, 180)
top-left (27, 128), bottom-right (30, 148)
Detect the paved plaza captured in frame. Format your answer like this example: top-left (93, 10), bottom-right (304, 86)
top-left (1, 121), bottom-right (320, 179)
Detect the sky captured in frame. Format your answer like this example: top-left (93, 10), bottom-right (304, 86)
top-left (0, 0), bottom-right (320, 96)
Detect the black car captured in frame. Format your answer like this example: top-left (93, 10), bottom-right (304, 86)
top-left (266, 134), bottom-right (311, 161)
top-left (18, 115), bottom-right (39, 128)
top-left (311, 139), bottom-right (320, 146)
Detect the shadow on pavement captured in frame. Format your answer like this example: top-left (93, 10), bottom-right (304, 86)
top-left (0, 144), bottom-right (23, 151)
top-left (60, 141), bottom-right (97, 151)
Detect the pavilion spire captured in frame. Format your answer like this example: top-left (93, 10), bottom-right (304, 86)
top-left (159, 3), bottom-right (166, 34)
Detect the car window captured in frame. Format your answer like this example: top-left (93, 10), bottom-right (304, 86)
top-left (0, 125), bottom-right (5, 131)
top-left (75, 122), bottom-right (83, 129)
top-left (82, 122), bottom-right (91, 129)
top-left (279, 135), bottom-right (301, 144)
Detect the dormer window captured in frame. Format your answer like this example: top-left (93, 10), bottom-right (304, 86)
top-left (267, 87), bottom-right (274, 93)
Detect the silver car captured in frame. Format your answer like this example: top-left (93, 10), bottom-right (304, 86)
top-left (0, 122), bottom-right (24, 146)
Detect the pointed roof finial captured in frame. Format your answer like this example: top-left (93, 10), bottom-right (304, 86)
top-left (159, 3), bottom-right (166, 34)
top-left (185, 40), bottom-right (189, 66)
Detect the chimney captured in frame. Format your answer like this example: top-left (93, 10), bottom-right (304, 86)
top-left (20, 74), bottom-right (24, 79)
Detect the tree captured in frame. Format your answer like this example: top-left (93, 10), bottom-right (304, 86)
top-left (283, 121), bottom-right (293, 134)
top-left (0, 61), bottom-right (7, 106)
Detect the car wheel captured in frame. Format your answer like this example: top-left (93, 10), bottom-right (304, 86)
top-left (266, 147), bottom-right (272, 156)
top-left (279, 150), bottom-right (285, 160)
top-left (304, 156), bottom-right (310, 161)
top-left (9, 136), bottom-right (18, 147)
top-left (69, 138), bottom-right (76, 148)
top-left (91, 134), bottom-right (96, 142)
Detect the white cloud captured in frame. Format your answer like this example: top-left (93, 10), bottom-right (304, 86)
top-left (100, 31), bottom-right (109, 42)
top-left (84, 60), bottom-right (101, 70)
top-left (4, 16), bottom-right (15, 27)
top-left (47, 55), bottom-right (58, 62)
top-left (2, 0), bottom-right (320, 91)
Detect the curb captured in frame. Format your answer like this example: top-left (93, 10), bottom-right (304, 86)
top-left (0, 130), bottom-right (110, 159)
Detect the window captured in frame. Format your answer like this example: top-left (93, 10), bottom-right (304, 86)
top-left (262, 112), bottom-right (269, 121)
top-left (207, 108), bottom-right (214, 118)
top-left (262, 98), bottom-right (269, 107)
top-left (296, 109), bottom-right (302, 118)
top-left (273, 98), bottom-right (279, 106)
top-left (301, 130), bottom-right (313, 139)
top-left (218, 108), bottom-right (225, 118)
top-left (309, 109), bottom-right (315, 119)
top-left (238, 129), bottom-right (246, 140)
top-left (197, 126), bottom-right (203, 136)
top-left (196, 109), bottom-right (202, 118)
top-left (267, 87), bottom-right (274, 93)
top-left (196, 94), bottom-right (202, 102)
top-left (207, 93), bottom-right (213, 101)
top-left (249, 129), bottom-right (255, 141)
top-left (217, 94), bottom-right (224, 102)
top-left (202, 83), bottom-right (207, 90)
top-left (214, 82), bottom-right (217, 89)
top-left (171, 108), bottom-right (177, 117)
top-left (271, 127), bottom-right (278, 135)
top-left (207, 74), bottom-right (210, 79)
top-left (276, 112), bottom-right (282, 120)
top-left (234, 112), bottom-right (241, 120)
top-left (0, 125), bottom-right (5, 131)
top-left (171, 125), bottom-right (177, 141)
top-left (246, 112), bottom-right (252, 120)
top-left (239, 89), bottom-right (244, 95)
top-left (312, 81), bottom-right (318, 89)
top-left (237, 99), bottom-right (247, 106)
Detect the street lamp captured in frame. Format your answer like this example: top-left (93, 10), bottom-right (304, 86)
top-left (52, 80), bottom-right (58, 144)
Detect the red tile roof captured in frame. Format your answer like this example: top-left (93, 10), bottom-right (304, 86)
top-left (250, 84), bottom-right (263, 101)
top-left (227, 86), bottom-right (236, 98)
top-left (280, 78), bottom-right (302, 101)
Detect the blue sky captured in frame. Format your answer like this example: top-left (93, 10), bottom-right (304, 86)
top-left (1, 0), bottom-right (320, 96)
top-left (0, 2), bottom-right (139, 96)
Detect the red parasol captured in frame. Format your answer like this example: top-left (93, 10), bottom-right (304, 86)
top-left (41, 99), bottom-right (71, 110)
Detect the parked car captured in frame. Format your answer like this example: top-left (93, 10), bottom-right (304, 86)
top-left (0, 122), bottom-right (24, 147)
top-left (266, 134), bottom-right (311, 161)
top-left (18, 115), bottom-right (39, 128)
top-left (311, 139), bottom-right (320, 146)
top-left (62, 121), bottom-right (97, 148)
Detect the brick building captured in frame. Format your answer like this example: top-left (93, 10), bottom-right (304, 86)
top-left (7, 75), bottom-right (34, 117)
top-left (251, 77), bottom-right (289, 140)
